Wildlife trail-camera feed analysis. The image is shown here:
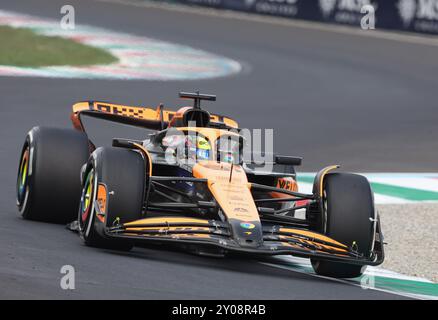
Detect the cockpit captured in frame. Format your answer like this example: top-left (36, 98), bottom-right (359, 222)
top-left (160, 129), bottom-right (242, 166)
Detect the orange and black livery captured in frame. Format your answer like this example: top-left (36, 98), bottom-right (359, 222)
top-left (16, 91), bottom-right (384, 279)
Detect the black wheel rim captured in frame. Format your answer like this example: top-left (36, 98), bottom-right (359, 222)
top-left (17, 145), bottom-right (30, 206)
top-left (79, 169), bottom-right (94, 231)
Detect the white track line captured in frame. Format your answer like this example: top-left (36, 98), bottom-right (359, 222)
top-left (259, 261), bottom-right (433, 300)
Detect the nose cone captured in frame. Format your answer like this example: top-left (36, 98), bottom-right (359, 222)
top-left (192, 161), bottom-right (264, 248)
top-left (229, 219), bottom-right (263, 248)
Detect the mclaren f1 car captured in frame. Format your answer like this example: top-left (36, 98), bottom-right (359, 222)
top-left (16, 92), bottom-right (384, 278)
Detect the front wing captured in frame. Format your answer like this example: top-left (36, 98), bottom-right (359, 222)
top-left (106, 217), bottom-right (384, 266)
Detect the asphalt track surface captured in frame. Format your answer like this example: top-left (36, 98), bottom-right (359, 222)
top-left (2, 0), bottom-right (437, 299)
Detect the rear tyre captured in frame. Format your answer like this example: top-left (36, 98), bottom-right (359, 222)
top-left (311, 173), bottom-right (376, 278)
top-left (79, 147), bottom-right (146, 251)
top-left (16, 127), bottom-right (89, 223)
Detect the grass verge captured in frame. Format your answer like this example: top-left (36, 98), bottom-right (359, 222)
top-left (0, 25), bottom-right (117, 67)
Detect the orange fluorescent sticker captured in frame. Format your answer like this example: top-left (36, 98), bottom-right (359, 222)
top-left (96, 184), bottom-right (107, 216)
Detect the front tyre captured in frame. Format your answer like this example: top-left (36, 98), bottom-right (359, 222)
top-left (311, 173), bottom-right (376, 278)
top-left (79, 147), bottom-right (146, 251)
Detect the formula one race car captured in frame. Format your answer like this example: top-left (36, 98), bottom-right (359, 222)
top-left (16, 92), bottom-right (384, 278)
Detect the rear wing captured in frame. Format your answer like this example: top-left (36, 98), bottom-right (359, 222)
top-left (70, 101), bottom-right (239, 132)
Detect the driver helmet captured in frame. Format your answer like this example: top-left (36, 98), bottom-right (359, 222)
top-left (195, 136), bottom-right (211, 161)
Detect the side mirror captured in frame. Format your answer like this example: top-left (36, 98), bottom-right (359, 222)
top-left (275, 155), bottom-right (303, 166)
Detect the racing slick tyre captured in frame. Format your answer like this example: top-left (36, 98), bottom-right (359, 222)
top-left (78, 147), bottom-right (146, 251)
top-left (16, 127), bottom-right (90, 223)
top-left (311, 173), bottom-right (376, 278)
